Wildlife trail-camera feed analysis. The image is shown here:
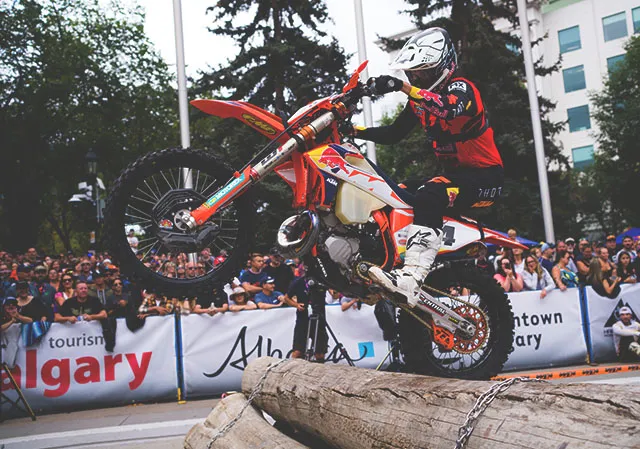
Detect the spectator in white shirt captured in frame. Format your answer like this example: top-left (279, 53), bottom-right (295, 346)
top-left (522, 256), bottom-right (555, 299)
top-left (612, 306), bottom-right (640, 362)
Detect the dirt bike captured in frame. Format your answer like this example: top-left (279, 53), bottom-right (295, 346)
top-left (105, 61), bottom-right (525, 379)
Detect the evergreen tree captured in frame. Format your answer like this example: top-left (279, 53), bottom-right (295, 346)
top-left (588, 36), bottom-right (640, 230)
top-left (193, 0), bottom-right (350, 250)
top-left (375, 0), bottom-right (579, 240)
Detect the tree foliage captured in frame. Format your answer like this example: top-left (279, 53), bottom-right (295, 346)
top-left (588, 35), bottom-right (640, 230)
top-left (0, 0), bottom-right (177, 252)
top-left (375, 0), bottom-right (579, 240)
top-left (193, 0), bottom-right (350, 250)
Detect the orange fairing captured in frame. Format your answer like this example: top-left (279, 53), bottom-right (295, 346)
top-left (190, 99), bottom-right (287, 143)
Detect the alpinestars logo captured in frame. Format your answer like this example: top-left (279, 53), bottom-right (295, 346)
top-left (406, 230), bottom-right (432, 250)
top-left (603, 300), bottom-right (638, 336)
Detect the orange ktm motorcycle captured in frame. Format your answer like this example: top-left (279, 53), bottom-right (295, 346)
top-left (105, 62), bottom-right (524, 379)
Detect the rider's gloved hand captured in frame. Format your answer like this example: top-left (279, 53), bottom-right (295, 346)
top-left (367, 75), bottom-right (404, 95)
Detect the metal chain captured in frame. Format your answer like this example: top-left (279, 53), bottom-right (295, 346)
top-left (206, 358), bottom-right (288, 448)
top-left (454, 377), bottom-right (545, 449)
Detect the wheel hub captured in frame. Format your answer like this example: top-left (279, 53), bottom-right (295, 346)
top-left (452, 305), bottom-right (489, 354)
top-left (151, 189), bottom-right (219, 253)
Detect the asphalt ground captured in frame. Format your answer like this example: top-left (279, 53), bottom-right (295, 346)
top-left (1, 362), bottom-right (638, 448)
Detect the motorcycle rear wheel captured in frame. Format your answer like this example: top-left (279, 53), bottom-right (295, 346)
top-left (398, 264), bottom-right (514, 380)
top-left (104, 147), bottom-right (254, 297)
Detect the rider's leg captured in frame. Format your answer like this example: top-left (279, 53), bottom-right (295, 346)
top-left (369, 178), bottom-right (448, 307)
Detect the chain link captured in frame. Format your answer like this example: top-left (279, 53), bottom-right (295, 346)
top-left (206, 358), bottom-right (288, 448)
top-left (454, 377), bottom-right (545, 449)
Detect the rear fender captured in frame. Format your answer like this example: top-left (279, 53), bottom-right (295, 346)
top-left (440, 216), bottom-right (528, 255)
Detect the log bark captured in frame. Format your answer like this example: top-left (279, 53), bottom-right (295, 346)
top-left (242, 357), bottom-right (640, 449)
top-left (184, 392), bottom-right (308, 449)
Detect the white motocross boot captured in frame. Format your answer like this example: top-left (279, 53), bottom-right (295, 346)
top-left (369, 224), bottom-right (443, 307)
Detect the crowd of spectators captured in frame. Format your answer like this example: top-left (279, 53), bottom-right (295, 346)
top-left (1, 229), bottom-right (639, 359)
top-left (480, 230), bottom-right (640, 299)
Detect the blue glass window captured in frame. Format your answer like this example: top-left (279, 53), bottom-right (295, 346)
top-left (558, 26), bottom-right (581, 53)
top-left (607, 54), bottom-right (625, 73)
top-left (572, 145), bottom-right (594, 170)
top-left (633, 7), bottom-right (640, 34)
top-left (567, 105), bottom-right (591, 133)
top-left (603, 12), bottom-right (627, 41)
top-left (562, 65), bottom-right (586, 92)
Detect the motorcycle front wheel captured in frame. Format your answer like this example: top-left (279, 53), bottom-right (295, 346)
top-left (398, 264), bottom-right (514, 380)
top-left (104, 147), bottom-right (254, 297)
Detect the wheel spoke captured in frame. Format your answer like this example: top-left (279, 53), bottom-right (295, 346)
top-left (143, 180), bottom-right (160, 200)
top-left (131, 195), bottom-right (156, 206)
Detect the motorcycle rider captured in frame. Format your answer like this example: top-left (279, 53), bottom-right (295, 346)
top-left (356, 28), bottom-right (504, 307)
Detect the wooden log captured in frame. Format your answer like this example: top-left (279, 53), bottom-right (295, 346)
top-left (184, 392), bottom-right (308, 449)
top-left (242, 357), bottom-right (640, 449)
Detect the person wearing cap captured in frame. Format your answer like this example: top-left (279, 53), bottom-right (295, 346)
top-left (538, 242), bottom-right (555, 273)
top-left (604, 235), bottom-right (618, 262)
top-left (263, 248), bottom-right (295, 294)
top-left (612, 306), bottom-right (640, 362)
top-left (88, 270), bottom-right (116, 310)
top-left (32, 264), bottom-right (56, 310)
top-left (1, 296), bottom-right (36, 329)
top-left (77, 258), bottom-right (94, 284)
top-left (228, 286), bottom-right (257, 312)
top-left (253, 277), bottom-right (285, 310)
top-left (614, 235), bottom-right (637, 265)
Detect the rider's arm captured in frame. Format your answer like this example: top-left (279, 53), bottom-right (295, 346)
top-left (354, 103), bottom-right (418, 144)
top-left (400, 80), bottom-right (477, 121)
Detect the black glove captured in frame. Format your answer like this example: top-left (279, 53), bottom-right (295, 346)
top-left (367, 75), bottom-right (404, 95)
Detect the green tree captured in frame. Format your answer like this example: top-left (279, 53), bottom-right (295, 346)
top-left (193, 0), bottom-right (350, 249)
top-left (375, 0), bottom-right (579, 240)
top-left (0, 0), bottom-right (177, 252)
top-left (588, 35), bottom-right (640, 230)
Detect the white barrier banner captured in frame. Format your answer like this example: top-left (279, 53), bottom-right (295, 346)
top-left (1, 317), bottom-right (178, 414)
top-left (584, 283), bottom-right (640, 362)
top-left (503, 288), bottom-right (587, 371)
top-left (181, 304), bottom-right (388, 398)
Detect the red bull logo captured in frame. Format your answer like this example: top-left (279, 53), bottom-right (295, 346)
top-left (318, 148), bottom-right (350, 174)
top-left (417, 89), bottom-right (444, 107)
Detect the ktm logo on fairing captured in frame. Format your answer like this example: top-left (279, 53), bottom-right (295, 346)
top-left (318, 148), bottom-right (350, 174)
top-left (241, 114), bottom-right (277, 135)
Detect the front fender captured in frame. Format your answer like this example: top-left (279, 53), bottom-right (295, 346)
top-left (190, 99), bottom-right (288, 143)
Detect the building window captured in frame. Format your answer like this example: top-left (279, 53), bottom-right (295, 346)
top-left (568, 105), bottom-right (591, 132)
top-left (607, 54), bottom-right (625, 73)
top-left (633, 7), bottom-right (640, 34)
top-left (558, 26), bottom-right (581, 54)
top-left (572, 145), bottom-right (594, 170)
top-left (602, 12), bottom-right (628, 42)
top-left (562, 65), bottom-right (586, 92)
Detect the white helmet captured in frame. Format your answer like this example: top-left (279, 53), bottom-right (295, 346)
top-left (390, 28), bottom-right (458, 92)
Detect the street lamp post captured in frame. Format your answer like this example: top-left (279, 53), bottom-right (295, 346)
top-left (85, 149), bottom-right (101, 247)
